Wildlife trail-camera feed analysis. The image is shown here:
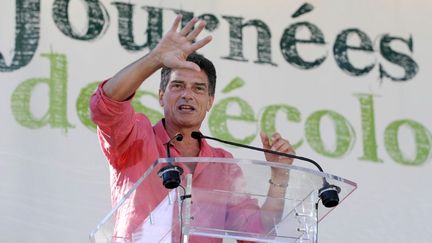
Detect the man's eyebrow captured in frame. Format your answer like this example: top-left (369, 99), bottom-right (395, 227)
top-left (195, 82), bottom-right (208, 87)
top-left (170, 80), bottom-right (207, 87)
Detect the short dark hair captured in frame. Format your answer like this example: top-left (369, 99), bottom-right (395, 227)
top-left (160, 53), bottom-right (216, 96)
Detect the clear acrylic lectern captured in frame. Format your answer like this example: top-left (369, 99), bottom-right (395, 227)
top-left (90, 157), bottom-right (357, 243)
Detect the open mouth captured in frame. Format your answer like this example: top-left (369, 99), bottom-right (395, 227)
top-left (178, 105), bottom-right (196, 111)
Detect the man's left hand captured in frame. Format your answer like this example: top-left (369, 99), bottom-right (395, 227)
top-left (260, 131), bottom-right (295, 179)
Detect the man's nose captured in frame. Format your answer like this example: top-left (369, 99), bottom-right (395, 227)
top-left (180, 87), bottom-right (194, 100)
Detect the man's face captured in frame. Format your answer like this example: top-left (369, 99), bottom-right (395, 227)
top-left (159, 68), bottom-right (214, 130)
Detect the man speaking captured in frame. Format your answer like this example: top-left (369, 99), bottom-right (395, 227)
top-left (90, 15), bottom-right (294, 242)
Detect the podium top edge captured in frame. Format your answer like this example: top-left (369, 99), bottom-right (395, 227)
top-left (156, 157), bottom-right (357, 187)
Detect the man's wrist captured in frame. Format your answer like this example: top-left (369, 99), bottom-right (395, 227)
top-left (145, 49), bottom-right (164, 69)
top-left (269, 178), bottom-right (288, 188)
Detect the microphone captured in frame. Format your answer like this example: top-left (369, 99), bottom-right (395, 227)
top-left (166, 133), bottom-right (184, 157)
top-left (158, 133), bottom-right (184, 189)
top-left (191, 131), bottom-right (340, 208)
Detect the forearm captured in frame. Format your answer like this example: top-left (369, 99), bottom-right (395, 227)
top-left (103, 51), bottom-right (162, 101)
top-left (258, 131), bottom-right (294, 228)
top-left (260, 174), bottom-right (289, 229)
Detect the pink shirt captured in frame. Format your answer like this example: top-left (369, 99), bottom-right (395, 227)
top-left (90, 82), bottom-right (262, 243)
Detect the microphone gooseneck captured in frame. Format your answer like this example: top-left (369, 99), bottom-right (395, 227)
top-left (191, 131), bottom-right (323, 171)
top-left (166, 133), bottom-right (184, 157)
top-left (158, 133), bottom-right (184, 189)
top-left (191, 131), bottom-right (340, 208)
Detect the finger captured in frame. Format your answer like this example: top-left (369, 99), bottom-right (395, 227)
top-left (179, 17), bottom-right (199, 36)
top-left (270, 135), bottom-right (294, 152)
top-left (170, 15), bottom-right (182, 32)
top-left (270, 138), bottom-right (289, 152)
top-left (271, 132), bottom-right (282, 142)
top-left (260, 131), bottom-right (271, 149)
top-left (273, 141), bottom-right (293, 154)
top-left (191, 35), bottom-right (213, 51)
top-left (186, 20), bottom-right (206, 41)
top-left (177, 60), bottom-right (201, 72)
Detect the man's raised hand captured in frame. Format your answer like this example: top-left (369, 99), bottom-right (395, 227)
top-left (154, 15), bottom-right (212, 71)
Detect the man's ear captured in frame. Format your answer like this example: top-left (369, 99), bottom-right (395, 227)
top-left (158, 89), bottom-right (164, 107)
top-left (206, 96), bottom-right (215, 112)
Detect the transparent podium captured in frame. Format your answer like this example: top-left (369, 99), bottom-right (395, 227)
top-left (90, 157), bottom-right (357, 243)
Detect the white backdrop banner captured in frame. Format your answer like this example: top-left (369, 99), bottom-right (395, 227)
top-left (1, 0), bottom-right (431, 242)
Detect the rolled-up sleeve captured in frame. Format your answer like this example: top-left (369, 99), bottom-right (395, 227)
top-left (90, 81), bottom-right (153, 169)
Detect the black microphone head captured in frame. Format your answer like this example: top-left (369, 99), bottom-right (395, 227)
top-left (319, 184), bottom-right (341, 208)
top-left (191, 131), bottom-right (203, 139)
top-left (176, 133), bottom-right (183, 141)
top-left (158, 165), bottom-right (184, 189)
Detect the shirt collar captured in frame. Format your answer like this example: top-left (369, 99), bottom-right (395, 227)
top-left (154, 119), bottom-right (171, 145)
